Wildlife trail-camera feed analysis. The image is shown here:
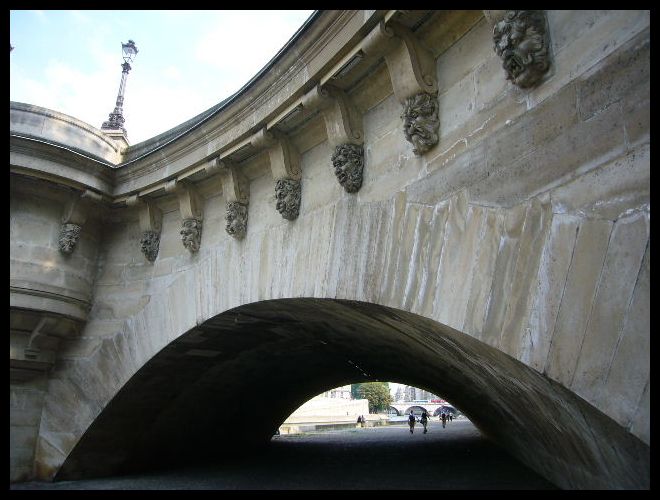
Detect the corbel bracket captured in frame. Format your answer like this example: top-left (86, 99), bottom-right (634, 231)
top-left (165, 179), bottom-right (203, 221)
top-left (252, 127), bottom-right (301, 181)
top-left (302, 84), bottom-right (363, 147)
top-left (126, 195), bottom-right (163, 233)
top-left (362, 19), bottom-right (437, 103)
top-left (212, 158), bottom-right (250, 205)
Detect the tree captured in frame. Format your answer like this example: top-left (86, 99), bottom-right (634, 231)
top-left (353, 382), bottom-right (392, 413)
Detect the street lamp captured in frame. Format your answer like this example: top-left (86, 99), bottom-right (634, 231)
top-left (101, 40), bottom-right (138, 133)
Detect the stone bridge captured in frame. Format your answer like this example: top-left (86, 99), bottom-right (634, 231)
top-left (389, 403), bottom-right (455, 417)
top-left (10, 10), bottom-right (649, 489)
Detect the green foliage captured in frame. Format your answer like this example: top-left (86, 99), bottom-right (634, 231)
top-left (352, 382), bottom-right (392, 413)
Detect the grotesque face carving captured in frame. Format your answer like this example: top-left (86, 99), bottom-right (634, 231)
top-left (401, 92), bottom-right (439, 156)
top-left (493, 10), bottom-right (550, 88)
top-left (58, 223), bottom-right (81, 254)
top-left (180, 218), bottom-right (202, 253)
top-left (140, 230), bottom-right (160, 262)
top-left (275, 178), bottom-right (301, 221)
top-left (331, 143), bottom-right (364, 193)
top-left (225, 201), bottom-right (248, 240)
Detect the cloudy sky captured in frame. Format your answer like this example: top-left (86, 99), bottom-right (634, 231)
top-left (10, 10), bottom-right (314, 145)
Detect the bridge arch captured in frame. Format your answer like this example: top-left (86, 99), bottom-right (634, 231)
top-left (10, 10), bottom-right (648, 489)
top-left (52, 298), bottom-right (647, 489)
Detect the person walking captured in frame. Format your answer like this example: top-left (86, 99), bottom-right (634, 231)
top-left (441, 412), bottom-right (447, 428)
top-left (408, 410), bottom-right (416, 434)
top-left (420, 410), bottom-right (429, 434)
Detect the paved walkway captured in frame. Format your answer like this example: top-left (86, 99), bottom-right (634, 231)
top-left (11, 419), bottom-right (557, 490)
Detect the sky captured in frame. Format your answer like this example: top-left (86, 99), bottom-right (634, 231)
top-left (10, 10), bottom-right (315, 145)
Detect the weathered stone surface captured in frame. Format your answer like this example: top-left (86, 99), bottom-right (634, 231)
top-left (544, 218), bottom-right (612, 387)
top-left (9, 9), bottom-right (649, 490)
top-left (599, 240), bottom-right (649, 430)
top-left (462, 209), bottom-right (502, 341)
top-left (522, 214), bottom-right (578, 372)
top-left (570, 212), bottom-right (648, 403)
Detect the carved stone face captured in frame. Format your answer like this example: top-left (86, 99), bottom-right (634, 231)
top-left (331, 143), bottom-right (364, 193)
top-left (180, 218), bottom-right (202, 253)
top-left (140, 230), bottom-right (160, 262)
top-left (493, 10), bottom-right (550, 88)
top-left (58, 223), bottom-right (81, 254)
top-left (275, 178), bottom-right (301, 221)
top-left (401, 92), bottom-right (439, 156)
top-left (225, 201), bottom-right (248, 239)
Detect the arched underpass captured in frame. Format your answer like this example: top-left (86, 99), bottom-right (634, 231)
top-left (55, 299), bottom-right (649, 489)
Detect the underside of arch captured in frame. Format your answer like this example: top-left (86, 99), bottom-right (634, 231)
top-left (55, 298), bottom-right (649, 489)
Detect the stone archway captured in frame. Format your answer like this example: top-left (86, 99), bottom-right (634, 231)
top-left (54, 298), bottom-right (649, 489)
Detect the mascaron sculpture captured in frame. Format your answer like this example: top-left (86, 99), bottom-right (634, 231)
top-left (402, 92), bottom-right (439, 156)
top-left (493, 10), bottom-right (550, 88)
top-left (180, 218), bottom-right (202, 253)
top-left (140, 230), bottom-right (160, 262)
top-left (225, 201), bottom-right (248, 240)
top-left (58, 223), bottom-right (82, 254)
top-left (275, 178), bottom-right (301, 220)
top-left (331, 143), bottom-right (364, 193)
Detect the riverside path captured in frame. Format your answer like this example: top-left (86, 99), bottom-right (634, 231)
top-left (11, 419), bottom-right (556, 490)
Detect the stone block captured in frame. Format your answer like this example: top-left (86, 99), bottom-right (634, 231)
top-left (598, 241), bottom-right (649, 430)
top-left (577, 28), bottom-right (649, 121)
top-left (551, 143), bottom-right (649, 220)
top-left (571, 212), bottom-right (648, 405)
top-left (438, 72), bottom-right (476, 139)
top-left (481, 202), bottom-right (527, 348)
top-left (471, 96), bottom-right (625, 208)
top-left (435, 17), bottom-right (492, 92)
top-left (10, 389), bottom-right (46, 427)
top-left (622, 78), bottom-right (650, 148)
top-left (530, 10), bottom-right (649, 108)
top-left (474, 51), bottom-right (510, 112)
top-left (544, 218), bottom-right (612, 386)
top-left (500, 196), bottom-right (552, 360)
top-left (522, 214), bottom-right (579, 372)
top-left (301, 140), bottom-right (342, 214)
top-left (462, 208), bottom-right (502, 340)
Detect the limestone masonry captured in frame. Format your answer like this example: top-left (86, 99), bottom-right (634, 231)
top-left (10, 11), bottom-right (649, 489)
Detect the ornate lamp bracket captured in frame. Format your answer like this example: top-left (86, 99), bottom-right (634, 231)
top-left (127, 194), bottom-right (162, 262)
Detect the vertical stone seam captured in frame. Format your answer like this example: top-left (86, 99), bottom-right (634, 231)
top-left (496, 202), bottom-right (534, 348)
top-left (602, 237), bottom-right (649, 416)
top-left (628, 378), bottom-right (649, 435)
top-left (459, 203), bottom-right (490, 334)
top-left (537, 218), bottom-right (578, 375)
top-left (568, 218), bottom-right (615, 389)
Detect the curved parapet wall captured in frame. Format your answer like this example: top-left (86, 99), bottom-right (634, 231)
top-left (10, 10), bottom-right (649, 488)
top-left (10, 102), bottom-right (123, 165)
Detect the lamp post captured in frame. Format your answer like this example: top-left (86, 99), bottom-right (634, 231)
top-left (101, 40), bottom-right (138, 134)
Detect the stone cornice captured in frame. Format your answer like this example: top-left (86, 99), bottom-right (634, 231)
top-left (111, 11), bottom-right (378, 199)
top-left (10, 10), bottom-right (448, 208)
